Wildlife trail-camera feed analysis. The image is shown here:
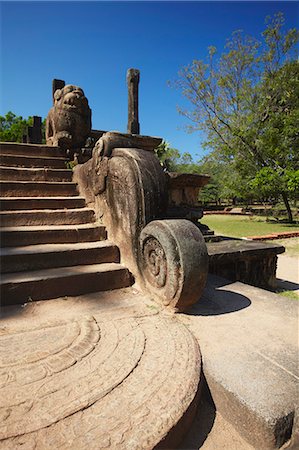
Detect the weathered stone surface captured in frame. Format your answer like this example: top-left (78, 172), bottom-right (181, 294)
top-left (0, 295), bottom-right (201, 449)
top-left (140, 219), bottom-right (208, 311)
top-left (0, 196), bottom-right (86, 211)
top-left (0, 142), bottom-right (65, 158)
top-left (1, 223), bottom-right (107, 247)
top-left (0, 141), bottom-right (133, 306)
top-left (166, 172), bottom-right (210, 224)
top-left (46, 84), bottom-right (91, 152)
top-left (179, 274), bottom-right (299, 449)
top-left (0, 207), bottom-right (95, 226)
top-left (0, 166), bottom-right (72, 182)
top-left (1, 262), bottom-right (133, 305)
top-left (1, 241), bottom-right (120, 273)
top-left (0, 153), bottom-right (67, 169)
top-left (27, 116), bottom-right (42, 144)
top-left (168, 172), bottom-right (210, 189)
top-left (207, 239), bottom-right (285, 289)
top-left (127, 68), bottom-right (140, 134)
top-left (74, 146), bottom-right (168, 275)
top-left (74, 142), bottom-right (209, 311)
top-left (0, 180), bottom-right (78, 197)
top-left (167, 173), bottom-right (209, 209)
top-left (93, 131), bottom-right (162, 158)
top-left (52, 78), bottom-right (65, 101)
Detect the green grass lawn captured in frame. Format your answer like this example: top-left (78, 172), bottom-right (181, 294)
top-left (201, 214), bottom-right (299, 238)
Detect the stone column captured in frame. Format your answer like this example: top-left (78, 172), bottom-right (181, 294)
top-left (127, 68), bottom-right (140, 135)
top-left (27, 116), bottom-right (42, 144)
top-left (52, 79), bottom-right (65, 104)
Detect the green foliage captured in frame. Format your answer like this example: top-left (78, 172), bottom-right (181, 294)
top-left (0, 112), bottom-right (33, 142)
top-left (155, 140), bottom-right (180, 171)
top-left (155, 140), bottom-right (201, 173)
top-left (175, 13), bottom-right (299, 221)
top-left (0, 112), bottom-right (46, 143)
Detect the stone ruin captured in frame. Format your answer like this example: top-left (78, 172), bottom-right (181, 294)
top-left (43, 71), bottom-right (212, 311)
top-left (0, 69), bottom-right (297, 450)
top-left (45, 70), bottom-right (284, 294)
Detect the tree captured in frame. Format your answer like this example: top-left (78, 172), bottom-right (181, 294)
top-left (175, 13), bottom-right (299, 222)
top-left (155, 140), bottom-right (181, 171)
top-left (0, 112), bottom-right (46, 143)
top-left (0, 112), bottom-right (33, 142)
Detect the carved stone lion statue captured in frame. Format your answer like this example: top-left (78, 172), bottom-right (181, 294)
top-left (46, 84), bottom-right (91, 153)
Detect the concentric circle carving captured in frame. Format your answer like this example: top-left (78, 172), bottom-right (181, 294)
top-left (0, 313), bottom-right (201, 449)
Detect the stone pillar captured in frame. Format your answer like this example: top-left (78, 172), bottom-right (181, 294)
top-left (52, 79), bottom-right (65, 104)
top-left (27, 116), bottom-right (42, 144)
top-left (127, 68), bottom-right (140, 135)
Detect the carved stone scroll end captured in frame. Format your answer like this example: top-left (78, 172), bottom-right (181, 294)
top-left (139, 219), bottom-right (208, 311)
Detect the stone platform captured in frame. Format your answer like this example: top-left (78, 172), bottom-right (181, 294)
top-left (0, 278), bottom-right (298, 449)
top-left (179, 275), bottom-right (299, 449)
top-left (207, 238), bottom-right (285, 289)
top-left (0, 288), bottom-right (201, 450)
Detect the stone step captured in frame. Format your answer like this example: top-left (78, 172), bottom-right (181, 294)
top-left (0, 196), bottom-right (86, 210)
top-left (1, 241), bottom-right (120, 273)
top-left (0, 154), bottom-right (67, 169)
top-left (179, 275), bottom-right (298, 449)
top-left (0, 142), bottom-right (65, 157)
top-left (0, 208), bottom-right (96, 226)
top-left (0, 180), bottom-right (78, 197)
top-left (1, 223), bottom-right (107, 247)
top-left (1, 262), bottom-right (133, 306)
top-left (0, 166), bottom-right (72, 182)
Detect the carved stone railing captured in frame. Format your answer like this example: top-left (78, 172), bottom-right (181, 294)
top-left (74, 132), bottom-right (208, 311)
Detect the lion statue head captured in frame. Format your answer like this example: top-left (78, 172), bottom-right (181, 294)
top-left (46, 84), bottom-right (91, 152)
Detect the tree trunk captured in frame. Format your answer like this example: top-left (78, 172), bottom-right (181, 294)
top-left (281, 192), bottom-right (293, 223)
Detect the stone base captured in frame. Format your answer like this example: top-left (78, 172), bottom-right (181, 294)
top-left (179, 275), bottom-right (298, 449)
top-left (207, 238), bottom-right (285, 289)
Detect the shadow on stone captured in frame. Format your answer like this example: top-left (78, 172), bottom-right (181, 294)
top-left (186, 287), bottom-right (251, 316)
top-left (0, 303), bottom-right (28, 320)
top-left (179, 374), bottom-right (216, 449)
top-left (276, 279), bottom-right (299, 292)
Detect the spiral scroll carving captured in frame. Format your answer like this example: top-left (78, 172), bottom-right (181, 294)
top-left (140, 219), bottom-right (209, 311)
top-left (142, 237), bottom-right (167, 288)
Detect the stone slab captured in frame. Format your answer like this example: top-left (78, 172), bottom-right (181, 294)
top-left (0, 223), bottom-right (107, 247)
top-left (0, 142), bottom-right (64, 157)
top-left (207, 238), bottom-right (285, 257)
top-left (1, 262), bottom-right (133, 305)
top-left (179, 274), bottom-right (299, 449)
top-left (0, 240), bottom-right (120, 273)
top-left (168, 172), bottom-right (210, 188)
top-left (0, 154), bottom-right (66, 169)
top-left (180, 380), bottom-right (255, 450)
top-left (0, 208), bottom-right (95, 226)
top-left (0, 288), bottom-right (201, 449)
top-left (0, 196), bottom-right (86, 210)
top-left (207, 239), bottom-right (285, 289)
top-left (0, 166), bottom-right (72, 182)
top-left (0, 180), bottom-right (78, 197)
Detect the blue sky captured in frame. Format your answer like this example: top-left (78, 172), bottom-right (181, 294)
top-left (1, 1), bottom-right (298, 160)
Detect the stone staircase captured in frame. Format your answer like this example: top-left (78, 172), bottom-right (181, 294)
top-left (0, 142), bottom-right (133, 306)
